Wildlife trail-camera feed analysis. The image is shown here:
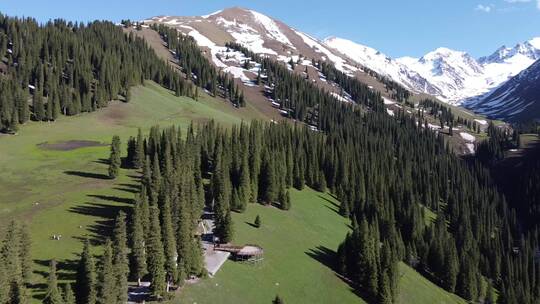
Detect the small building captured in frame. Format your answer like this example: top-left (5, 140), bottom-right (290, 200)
top-left (215, 244), bottom-right (264, 263)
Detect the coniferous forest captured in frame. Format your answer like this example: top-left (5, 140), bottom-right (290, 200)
top-left (0, 14), bottom-right (195, 133)
top-left (0, 9), bottom-right (539, 304)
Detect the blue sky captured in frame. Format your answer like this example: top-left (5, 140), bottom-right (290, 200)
top-left (1, 0), bottom-right (539, 58)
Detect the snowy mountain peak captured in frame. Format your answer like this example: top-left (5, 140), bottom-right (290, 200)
top-left (479, 38), bottom-right (540, 64)
top-left (530, 37), bottom-right (540, 49)
top-left (323, 36), bottom-right (441, 96)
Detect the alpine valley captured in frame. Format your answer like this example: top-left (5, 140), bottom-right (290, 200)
top-left (146, 7), bottom-right (540, 122)
top-left (0, 5), bottom-right (540, 304)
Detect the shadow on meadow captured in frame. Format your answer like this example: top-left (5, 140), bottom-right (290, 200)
top-left (305, 246), bottom-right (370, 302)
top-left (64, 170), bottom-right (110, 180)
top-left (32, 257), bottom-right (80, 300)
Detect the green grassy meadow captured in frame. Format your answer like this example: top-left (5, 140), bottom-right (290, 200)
top-left (176, 187), bottom-right (466, 304)
top-left (0, 81), bottom-right (465, 303)
top-left (0, 81), bottom-right (264, 301)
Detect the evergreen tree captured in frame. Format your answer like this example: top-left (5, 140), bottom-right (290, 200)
top-left (220, 209), bottom-right (234, 243)
top-left (133, 128), bottom-right (144, 169)
top-left (272, 295), bottom-right (284, 304)
top-left (112, 212), bottom-right (129, 303)
top-left (146, 206), bottom-right (166, 299)
top-left (75, 239), bottom-right (96, 304)
top-left (63, 283), bottom-right (76, 304)
top-left (32, 89), bottom-right (45, 121)
top-left (160, 193), bottom-right (177, 290)
top-left (254, 215), bottom-right (261, 228)
top-left (108, 136), bottom-right (121, 179)
top-left (130, 198), bottom-right (147, 286)
top-left (43, 260), bottom-right (64, 304)
top-left (96, 240), bottom-right (115, 304)
top-left (377, 271), bottom-right (392, 304)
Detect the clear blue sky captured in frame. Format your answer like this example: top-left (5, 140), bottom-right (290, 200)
top-left (1, 0), bottom-right (539, 58)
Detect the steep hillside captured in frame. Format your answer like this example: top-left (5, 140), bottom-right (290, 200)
top-left (142, 7), bottom-right (406, 100)
top-left (141, 8), bottom-right (487, 155)
top-left (323, 37), bottom-right (441, 96)
top-left (397, 39), bottom-right (540, 104)
top-left (467, 59), bottom-right (540, 122)
top-left (323, 34), bottom-right (540, 108)
top-left (177, 187), bottom-right (467, 304)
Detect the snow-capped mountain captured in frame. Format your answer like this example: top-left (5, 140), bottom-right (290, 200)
top-left (466, 59), bottom-right (540, 122)
top-left (397, 39), bottom-right (540, 104)
top-left (323, 37), bottom-right (442, 96)
top-left (145, 7), bottom-right (539, 121)
top-left (324, 35), bottom-right (540, 106)
top-left (479, 38), bottom-right (540, 64)
top-left (144, 7), bottom-right (359, 76)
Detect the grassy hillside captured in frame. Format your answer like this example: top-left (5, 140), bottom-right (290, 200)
top-left (175, 187), bottom-right (466, 304)
top-left (0, 81), bottom-right (265, 302)
top-left (0, 80), bottom-right (466, 303)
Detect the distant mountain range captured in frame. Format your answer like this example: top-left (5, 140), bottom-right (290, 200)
top-left (328, 37), bottom-right (540, 105)
top-left (145, 7), bottom-right (540, 122)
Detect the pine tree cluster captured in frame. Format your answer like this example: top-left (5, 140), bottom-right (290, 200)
top-left (153, 25), bottom-right (246, 107)
top-left (0, 15), bottom-right (195, 133)
top-left (0, 221), bottom-right (32, 304)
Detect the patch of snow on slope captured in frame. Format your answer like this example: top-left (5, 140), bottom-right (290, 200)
top-left (460, 132), bottom-right (476, 142)
top-left (164, 19), bottom-right (182, 25)
top-left (324, 37), bottom-right (415, 87)
top-left (474, 119), bottom-right (488, 125)
top-left (386, 109), bottom-right (395, 117)
top-left (216, 17), bottom-right (277, 55)
top-left (250, 10), bottom-right (295, 49)
top-left (224, 66), bottom-right (254, 86)
top-left (294, 30), bottom-right (356, 74)
top-left (179, 26), bottom-right (229, 69)
top-left (383, 97), bottom-right (396, 105)
top-left (465, 143), bottom-right (475, 154)
top-left (330, 92), bottom-right (349, 103)
top-left (202, 10), bottom-right (222, 19)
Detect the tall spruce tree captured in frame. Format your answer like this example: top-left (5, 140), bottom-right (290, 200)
top-left (75, 239), bottom-right (96, 304)
top-left (146, 206), bottom-right (166, 299)
top-left (108, 136), bottom-right (121, 179)
top-left (96, 240), bottom-right (115, 304)
top-left (43, 260), bottom-right (64, 304)
top-left (112, 212), bottom-right (129, 303)
top-left (130, 198), bottom-right (147, 286)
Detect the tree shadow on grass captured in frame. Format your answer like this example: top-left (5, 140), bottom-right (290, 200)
top-left (32, 257), bottom-right (80, 300)
top-left (69, 201), bottom-right (132, 245)
top-left (93, 158), bottom-right (110, 165)
top-left (87, 194), bottom-right (134, 205)
top-left (114, 186), bottom-right (139, 194)
top-left (119, 182), bottom-right (140, 191)
top-left (245, 221), bottom-right (259, 229)
top-left (305, 245), bottom-right (371, 301)
top-left (317, 194), bottom-right (340, 210)
top-left (64, 170), bottom-right (110, 180)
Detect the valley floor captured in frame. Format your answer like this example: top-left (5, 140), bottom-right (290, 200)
top-left (0, 81), bottom-right (465, 304)
top-left (175, 187), bottom-right (466, 304)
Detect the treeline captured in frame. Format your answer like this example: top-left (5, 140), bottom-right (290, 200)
top-left (0, 221), bottom-right (32, 304)
top-left (226, 41), bottom-right (385, 124)
top-left (318, 60), bottom-right (410, 104)
top-left (152, 24), bottom-right (246, 107)
top-left (0, 14), bottom-right (195, 133)
top-left (417, 99), bottom-right (481, 134)
top-left (223, 42), bottom-right (539, 303)
top-left (476, 123), bottom-right (516, 165)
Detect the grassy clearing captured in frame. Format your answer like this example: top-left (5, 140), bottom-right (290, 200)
top-left (398, 265), bottom-right (466, 304)
top-left (176, 187), bottom-right (362, 304)
top-left (175, 187), bottom-right (466, 304)
top-left (0, 81), bottom-right (264, 302)
top-left (0, 80), bottom-right (465, 303)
